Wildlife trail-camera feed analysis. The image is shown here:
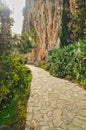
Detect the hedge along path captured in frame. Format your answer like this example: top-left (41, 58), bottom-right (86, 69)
top-left (25, 65), bottom-right (86, 130)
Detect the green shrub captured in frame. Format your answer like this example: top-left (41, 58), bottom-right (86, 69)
top-left (17, 29), bottom-right (36, 54)
top-left (0, 55), bottom-right (31, 109)
top-left (18, 55), bottom-right (28, 64)
top-left (38, 61), bottom-right (47, 70)
top-left (47, 40), bottom-right (86, 87)
top-left (0, 55), bottom-right (32, 128)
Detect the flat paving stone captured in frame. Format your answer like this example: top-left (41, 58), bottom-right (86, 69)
top-left (25, 65), bottom-right (86, 130)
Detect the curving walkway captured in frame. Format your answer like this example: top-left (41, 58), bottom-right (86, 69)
top-left (25, 65), bottom-right (86, 130)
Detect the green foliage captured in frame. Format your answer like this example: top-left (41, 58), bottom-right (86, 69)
top-left (0, 55), bottom-right (32, 128)
top-left (0, 55), bottom-right (31, 109)
top-left (0, 99), bottom-right (18, 126)
top-left (69, 0), bottom-right (86, 42)
top-left (47, 40), bottom-right (86, 88)
top-left (60, 0), bottom-right (86, 47)
top-left (17, 29), bottom-right (36, 54)
top-left (0, 1), bottom-right (14, 55)
top-left (18, 55), bottom-right (28, 64)
top-left (60, 0), bottom-right (71, 47)
top-left (38, 61), bottom-right (47, 70)
top-left (0, 1), bottom-right (32, 129)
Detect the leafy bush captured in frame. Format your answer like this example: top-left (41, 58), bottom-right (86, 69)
top-left (0, 55), bottom-right (31, 109)
top-left (38, 61), bottom-right (47, 70)
top-left (47, 40), bottom-right (86, 87)
top-left (0, 55), bottom-right (32, 129)
top-left (18, 55), bottom-right (28, 64)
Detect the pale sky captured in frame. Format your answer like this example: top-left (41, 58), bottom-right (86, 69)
top-left (5, 0), bottom-right (25, 34)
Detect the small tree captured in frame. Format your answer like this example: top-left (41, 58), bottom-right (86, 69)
top-left (60, 0), bottom-right (71, 47)
top-left (17, 29), bottom-right (36, 54)
top-left (0, 1), bottom-right (13, 55)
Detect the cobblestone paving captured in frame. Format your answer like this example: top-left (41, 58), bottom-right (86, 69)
top-left (25, 65), bottom-right (86, 130)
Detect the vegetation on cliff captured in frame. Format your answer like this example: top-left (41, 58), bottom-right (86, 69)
top-left (60, 0), bottom-right (86, 46)
top-left (48, 0), bottom-right (86, 88)
top-left (60, 0), bottom-right (71, 47)
top-left (69, 0), bottom-right (86, 43)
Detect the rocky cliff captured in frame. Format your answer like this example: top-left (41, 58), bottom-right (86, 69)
top-left (70, 0), bottom-right (76, 14)
top-left (22, 0), bottom-right (62, 62)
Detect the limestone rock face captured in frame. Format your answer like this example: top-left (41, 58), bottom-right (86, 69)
top-left (70, 0), bottom-right (76, 14)
top-left (22, 0), bottom-right (62, 62)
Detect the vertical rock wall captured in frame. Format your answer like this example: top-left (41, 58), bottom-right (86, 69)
top-left (70, 0), bottom-right (76, 14)
top-left (22, 0), bottom-right (62, 62)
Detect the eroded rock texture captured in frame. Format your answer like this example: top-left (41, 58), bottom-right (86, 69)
top-left (70, 0), bottom-right (76, 14)
top-left (22, 0), bottom-right (62, 62)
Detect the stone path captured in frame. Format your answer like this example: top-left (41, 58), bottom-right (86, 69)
top-left (25, 65), bottom-right (86, 130)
